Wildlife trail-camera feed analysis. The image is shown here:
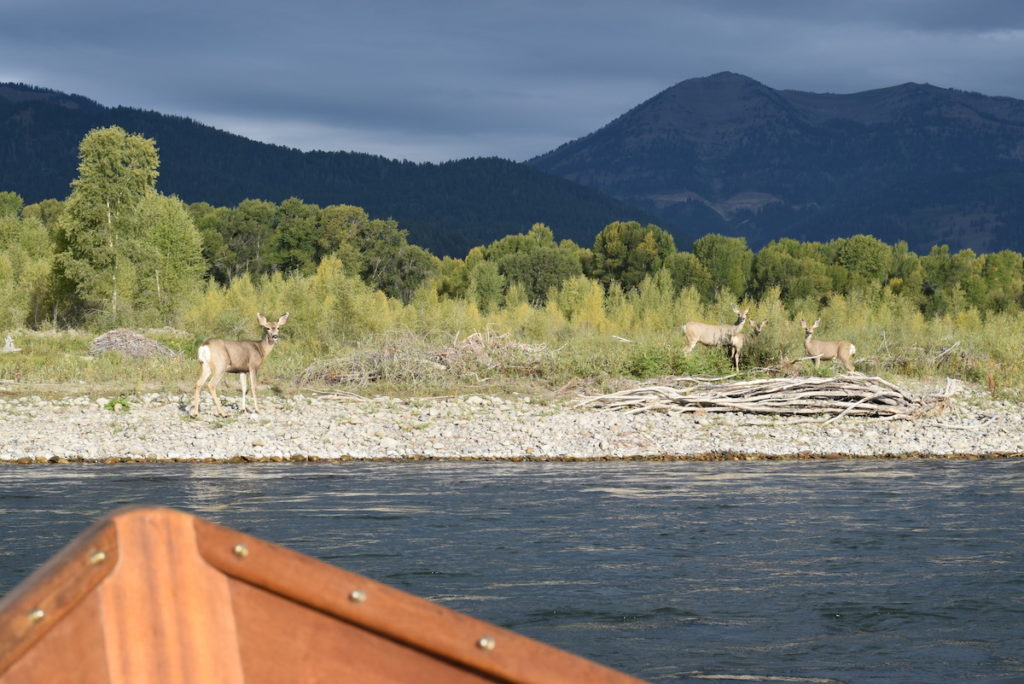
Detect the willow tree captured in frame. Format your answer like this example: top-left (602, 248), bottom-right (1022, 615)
top-left (52, 126), bottom-right (159, 325)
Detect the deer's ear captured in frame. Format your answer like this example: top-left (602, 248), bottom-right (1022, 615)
top-left (732, 305), bottom-right (740, 313)
top-left (277, 312), bottom-right (290, 325)
top-left (257, 313), bottom-right (269, 327)
top-left (743, 308), bottom-right (750, 315)
top-left (813, 319), bottom-right (821, 328)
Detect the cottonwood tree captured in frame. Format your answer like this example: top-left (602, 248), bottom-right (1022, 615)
top-left (484, 223), bottom-right (583, 304)
top-left (51, 126), bottom-right (204, 326)
top-left (128, 193), bottom-right (206, 325)
top-left (692, 233), bottom-right (753, 300)
top-left (52, 126), bottom-right (159, 324)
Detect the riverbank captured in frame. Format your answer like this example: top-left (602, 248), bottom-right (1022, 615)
top-left (1, 379), bottom-right (1021, 462)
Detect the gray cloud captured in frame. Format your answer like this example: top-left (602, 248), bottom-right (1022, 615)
top-left (2, 0), bottom-right (1023, 161)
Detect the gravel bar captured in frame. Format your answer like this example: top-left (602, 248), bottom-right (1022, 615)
top-left (1, 383), bottom-right (1022, 463)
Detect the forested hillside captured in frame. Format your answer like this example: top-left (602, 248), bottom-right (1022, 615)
top-left (4, 126), bottom-right (1024, 394)
top-left (0, 83), bottom-right (663, 258)
top-left (530, 72), bottom-right (1024, 255)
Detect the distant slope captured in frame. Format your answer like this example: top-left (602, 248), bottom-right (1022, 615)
top-left (530, 72), bottom-right (1024, 254)
top-left (0, 83), bottom-right (665, 257)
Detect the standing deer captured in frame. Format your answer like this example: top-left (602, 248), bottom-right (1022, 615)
top-left (189, 313), bottom-right (289, 418)
top-left (683, 306), bottom-right (749, 353)
top-left (729, 319), bottom-right (768, 371)
top-left (800, 319), bottom-right (856, 372)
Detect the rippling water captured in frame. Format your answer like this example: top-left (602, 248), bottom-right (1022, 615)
top-left (1, 460), bottom-right (1023, 682)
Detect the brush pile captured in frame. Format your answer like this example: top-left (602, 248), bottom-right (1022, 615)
top-left (431, 331), bottom-right (552, 378)
top-left (579, 375), bottom-right (955, 422)
top-left (300, 330), bottom-right (552, 386)
top-left (89, 329), bottom-right (178, 359)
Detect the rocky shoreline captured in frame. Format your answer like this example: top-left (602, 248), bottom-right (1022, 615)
top-left (0, 381), bottom-right (1022, 463)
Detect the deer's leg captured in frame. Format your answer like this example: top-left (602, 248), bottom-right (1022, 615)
top-left (207, 369), bottom-right (228, 417)
top-left (249, 368), bottom-right (260, 413)
top-left (191, 363), bottom-right (212, 417)
top-left (239, 372), bottom-right (248, 413)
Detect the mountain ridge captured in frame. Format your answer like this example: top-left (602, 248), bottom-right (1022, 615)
top-left (529, 72), bottom-right (1024, 254)
top-left (0, 82), bottom-right (663, 258)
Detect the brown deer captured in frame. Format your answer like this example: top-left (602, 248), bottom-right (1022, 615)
top-left (189, 313), bottom-right (289, 418)
top-left (800, 319), bottom-right (856, 372)
top-left (683, 306), bottom-right (749, 353)
top-left (729, 319), bottom-right (768, 371)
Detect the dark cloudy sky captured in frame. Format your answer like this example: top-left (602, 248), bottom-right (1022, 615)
top-left (3, 1), bottom-right (1024, 162)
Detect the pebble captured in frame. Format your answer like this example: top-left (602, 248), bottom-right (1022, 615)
top-left (0, 386), bottom-right (1021, 462)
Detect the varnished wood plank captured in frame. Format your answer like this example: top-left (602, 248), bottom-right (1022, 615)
top-left (98, 508), bottom-right (244, 684)
top-left (195, 516), bottom-right (644, 684)
top-left (0, 516), bottom-right (117, 677)
top-left (229, 578), bottom-right (498, 683)
top-left (1, 591), bottom-right (109, 684)
top-left (0, 507), bottom-right (647, 683)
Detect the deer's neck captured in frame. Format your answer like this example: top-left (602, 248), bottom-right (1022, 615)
top-left (258, 335), bottom-right (276, 360)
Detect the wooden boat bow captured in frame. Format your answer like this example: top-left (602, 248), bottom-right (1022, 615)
top-left (0, 506), bottom-right (645, 683)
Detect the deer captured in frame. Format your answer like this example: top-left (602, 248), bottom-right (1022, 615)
top-left (189, 313), bottom-right (289, 418)
top-left (800, 319), bottom-right (856, 372)
top-left (729, 319), bottom-right (768, 371)
top-left (683, 306), bottom-right (749, 353)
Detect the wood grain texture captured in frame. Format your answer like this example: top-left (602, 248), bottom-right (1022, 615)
top-left (0, 516), bottom-right (117, 678)
top-left (98, 508), bottom-right (244, 684)
top-left (1, 591), bottom-right (109, 684)
top-left (0, 506), bottom-right (647, 683)
top-left (195, 516), bottom-right (644, 684)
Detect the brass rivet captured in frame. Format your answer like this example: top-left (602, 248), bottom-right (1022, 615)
top-left (89, 551), bottom-right (107, 564)
top-left (233, 544), bottom-right (249, 558)
top-left (28, 609), bottom-right (45, 623)
top-left (476, 637), bottom-right (496, 651)
top-left (348, 590), bottom-right (367, 604)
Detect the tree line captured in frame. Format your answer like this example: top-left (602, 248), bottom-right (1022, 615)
top-left (1, 126), bottom-right (1023, 334)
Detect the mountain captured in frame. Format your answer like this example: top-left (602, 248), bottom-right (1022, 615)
top-left (530, 72), bottom-right (1024, 254)
top-left (0, 83), bottom-right (664, 258)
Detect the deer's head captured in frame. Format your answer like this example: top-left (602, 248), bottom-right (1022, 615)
top-left (800, 319), bottom-right (820, 338)
top-left (731, 306), bottom-right (750, 326)
top-left (257, 312), bottom-right (289, 345)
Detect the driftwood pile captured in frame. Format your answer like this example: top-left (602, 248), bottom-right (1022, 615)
top-left (580, 375), bottom-right (955, 422)
top-left (88, 329), bottom-right (178, 358)
top-left (300, 331), bottom-right (552, 386)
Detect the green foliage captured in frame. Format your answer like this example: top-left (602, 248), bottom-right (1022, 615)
top-left (482, 223), bottom-right (583, 304)
top-left (127, 194), bottom-right (206, 326)
top-left (0, 191), bottom-right (24, 217)
top-left (51, 126), bottom-right (161, 326)
top-left (665, 251), bottom-right (712, 299)
top-left (589, 221), bottom-right (675, 290)
top-left (468, 260), bottom-right (504, 314)
top-left (692, 234), bottom-right (753, 299)
top-left (10, 123), bottom-right (1024, 399)
top-left (104, 395), bottom-right (131, 411)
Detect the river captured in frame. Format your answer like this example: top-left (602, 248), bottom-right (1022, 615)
top-left (1, 460), bottom-right (1022, 682)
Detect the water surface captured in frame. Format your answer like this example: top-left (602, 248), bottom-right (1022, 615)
top-left (1, 460), bottom-right (1022, 682)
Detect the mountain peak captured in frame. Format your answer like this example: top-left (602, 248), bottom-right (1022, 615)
top-left (530, 73), bottom-right (1024, 255)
